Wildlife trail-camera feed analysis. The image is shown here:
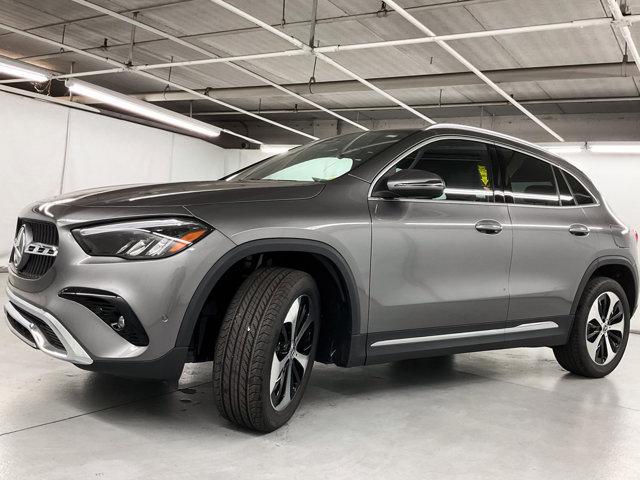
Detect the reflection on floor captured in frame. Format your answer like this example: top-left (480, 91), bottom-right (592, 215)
top-left (1, 273), bottom-right (640, 479)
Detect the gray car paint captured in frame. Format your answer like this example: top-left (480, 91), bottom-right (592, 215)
top-left (4, 124), bottom-right (638, 378)
top-left (369, 199), bottom-right (512, 333)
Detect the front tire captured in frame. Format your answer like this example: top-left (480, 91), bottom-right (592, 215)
top-left (213, 267), bottom-right (320, 432)
top-left (553, 277), bottom-right (630, 378)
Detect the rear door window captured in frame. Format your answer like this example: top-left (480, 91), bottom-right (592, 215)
top-left (495, 146), bottom-right (560, 206)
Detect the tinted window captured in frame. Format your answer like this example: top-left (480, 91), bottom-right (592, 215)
top-left (393, 139), bottom-right (494, 202)
top-left (564, 171), bottom-right (596, 205)
top-left (496, 146), bottom-right (559, 206)
top-left (554, 167), bottom-right (576, 206)
top-left (230, 130), bottom-right (413, 182)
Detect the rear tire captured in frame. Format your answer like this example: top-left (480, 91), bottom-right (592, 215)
top-left (213, 267), bottom-right (320, 432)
top-left (553, 277), bottom-right (630, 378)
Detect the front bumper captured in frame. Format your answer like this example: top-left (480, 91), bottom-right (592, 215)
top-left (4, 291), bottom-right (189, 379)
top-left (4, 288), bottom-right (93, 365)
top-left (5, 207), bottom-right (237, 378)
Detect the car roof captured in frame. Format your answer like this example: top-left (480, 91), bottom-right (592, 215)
top-left (425, 123), bottom-right (548, 153)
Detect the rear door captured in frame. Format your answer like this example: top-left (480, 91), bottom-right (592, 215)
top-left (367, 137), bottom-right (512, 362)
top-left (495, 145), bottom-right (600, 340)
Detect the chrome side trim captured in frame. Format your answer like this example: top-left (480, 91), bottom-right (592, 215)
top-left (4, 288), bottom-right (93, 365)
top-left (370, 321), bottom-right (560, 348)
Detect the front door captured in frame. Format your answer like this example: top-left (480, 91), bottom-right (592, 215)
top-left (367, 138), bottom-right (512, 362)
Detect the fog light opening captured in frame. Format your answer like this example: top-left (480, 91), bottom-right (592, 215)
top-left (111, 316), bottom-right (126, 332)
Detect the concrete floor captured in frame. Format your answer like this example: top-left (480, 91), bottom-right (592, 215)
top-left (2, 273), bottom-right (640, 479)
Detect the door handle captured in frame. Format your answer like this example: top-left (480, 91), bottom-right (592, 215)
top-left (569, 224), bottom-right (590, 236)
top-left (475, 220), bottom-right (503, 234)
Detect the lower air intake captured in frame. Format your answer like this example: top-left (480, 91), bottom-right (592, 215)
top-left (59, 288), bottom-right (149, 347)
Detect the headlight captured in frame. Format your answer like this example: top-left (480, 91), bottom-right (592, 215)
top-left (72, 218), bottom-right (211, 260)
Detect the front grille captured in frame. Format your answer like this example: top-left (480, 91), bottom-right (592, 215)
top-left (7, 314), bottom-right (35, 345)
top-left (29, 219), bottom-right (59, 245)
top-left (12, 219), bottom-right (59, 279)
top-left (11, 303), bottom-right (66, 352)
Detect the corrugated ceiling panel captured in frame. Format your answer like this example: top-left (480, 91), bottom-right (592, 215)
top-left (351, 19), bottom-right (491, 73)
top-left (467, 0), bottom-right (608, 27)
top-left (0, 33), bottom-right (66, 58)
top-left (0, 1), bottom-right (62, 29)
top-left (5, 0), bottom-right (97, 22)
top-left (102, 0), bottom-right (193, 11)
top-left (139, 2), bottom-right (261, 36)
top-left (198, 29), bottom-right (301, 55)
top-left (34, 19), bottom-right (159, 50)
top-left (99, 42), bottom-right (267, 87)
top-left (235, 54), bottom-right (350, 84)
top-left (463, 0), bottom-right (622, 67)
top-left (222, 0), bottom-right (346, 24)
top-left (167, 62), bottom-right (267, 89)
top-left (460, 27), bottom-right (623, 68)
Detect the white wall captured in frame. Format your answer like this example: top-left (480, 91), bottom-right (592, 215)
top-left (0, 91), bottom-right (264, 265)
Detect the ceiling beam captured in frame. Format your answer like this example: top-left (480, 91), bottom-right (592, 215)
top-left (67, 0), bottom-right (370, 131)
top-left (382, 0), bottom-right (563, 141)
top-left (116, 62), bottom-right (637, 103)
top-left (189, 95), bottom-right (640, 116)
top-left (208, 0), bottom-right (436, 125)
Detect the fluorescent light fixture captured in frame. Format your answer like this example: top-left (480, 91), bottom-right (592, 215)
top-left (66, 79), bottom-right (221, 137)
top-left (588, 143), bottom-right (640, 154)
top-left (260, 144), bottom-right (300, 154)
top-left (0, 55), bottom-right (51, 82)
top-left (543, 145), bottom-right (584, 154)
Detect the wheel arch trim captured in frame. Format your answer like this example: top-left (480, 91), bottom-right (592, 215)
top-left (571, 256), bottom-right (638, 316)
top-left (175, 238), bottom-right (362, 357)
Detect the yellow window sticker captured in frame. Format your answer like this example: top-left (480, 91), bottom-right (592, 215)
top-left (478, 164), bottom-right (489, 186)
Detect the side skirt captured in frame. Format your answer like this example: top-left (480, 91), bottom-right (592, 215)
top-left (365, 316), bottom-right (572, 365)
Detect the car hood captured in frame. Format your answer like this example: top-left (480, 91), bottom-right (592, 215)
top-left (35, 180), bottom-right (325, 208)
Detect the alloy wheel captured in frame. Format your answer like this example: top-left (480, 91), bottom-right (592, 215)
top-left (269, 295), bottom-right (315, 411)
top-left (585, 291), bottom-right (625, 366)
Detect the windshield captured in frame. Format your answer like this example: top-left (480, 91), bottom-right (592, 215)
top-left (228, 130), bottom-right (415, 182)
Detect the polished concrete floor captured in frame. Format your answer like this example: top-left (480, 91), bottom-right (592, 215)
top-left (2, 272), bottom-right (640, 479)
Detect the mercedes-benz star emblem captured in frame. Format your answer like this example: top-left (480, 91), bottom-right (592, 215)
top-left (12, 224), bottom-right (32, 270)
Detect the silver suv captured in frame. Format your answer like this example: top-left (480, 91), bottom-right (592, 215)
top-left (5, 124), bottom-right (638, 431)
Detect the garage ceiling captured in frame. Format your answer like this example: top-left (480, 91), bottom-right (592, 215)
top-left (1, 0), bottom-right (639, 144)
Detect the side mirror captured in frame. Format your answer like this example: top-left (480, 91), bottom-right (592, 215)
top-left (386, 169), bottom-right (446, 199)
